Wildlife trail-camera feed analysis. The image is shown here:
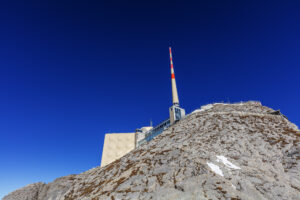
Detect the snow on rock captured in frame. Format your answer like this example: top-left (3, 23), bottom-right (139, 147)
top-left (216, 155), bottom-right (241, 170)
top-left (207, 162), bottom-right (224, 176)
top-left (231, 184), bottom-right (236, 190)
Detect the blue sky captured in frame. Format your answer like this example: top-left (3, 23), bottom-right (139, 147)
top-left (1, 0), bottom-right (300, 198)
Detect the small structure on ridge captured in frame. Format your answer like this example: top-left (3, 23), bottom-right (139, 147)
top-left (100, 47), bottom-right (185, 167)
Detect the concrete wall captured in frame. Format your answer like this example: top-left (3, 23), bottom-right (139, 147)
top-left (100, 133), bottom-right (136, 167)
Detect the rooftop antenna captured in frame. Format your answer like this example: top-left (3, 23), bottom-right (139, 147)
top-left (169, 47), bottom-right (185, 124)
top-left (169, 47), bottom-right (180, 106)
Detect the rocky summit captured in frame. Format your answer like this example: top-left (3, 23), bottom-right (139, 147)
top-left (4, 102), bottom-right (300, 200)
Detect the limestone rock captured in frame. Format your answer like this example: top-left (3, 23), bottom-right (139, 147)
top-left (4, 102), bottom-right (300, 200)
top-left (3, 182), bottom-right (45, 200)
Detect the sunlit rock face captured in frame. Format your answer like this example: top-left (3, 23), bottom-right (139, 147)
top-left (4, 102), bottom-right (300, 200)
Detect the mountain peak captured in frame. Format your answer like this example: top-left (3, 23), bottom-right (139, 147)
top-left (4, 102), bottom-right (300, 200)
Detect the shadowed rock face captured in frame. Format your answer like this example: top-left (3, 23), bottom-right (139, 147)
top-left (4, 102), bottom-right (300, 200)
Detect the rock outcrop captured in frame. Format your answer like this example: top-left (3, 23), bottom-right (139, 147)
top-left (4, 102), bottom-right (300, 200)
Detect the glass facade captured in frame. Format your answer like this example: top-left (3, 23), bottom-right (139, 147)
top-left (175, 107), bottom-right (181, 121)
top-left (138, 119), bottom-right (170, 146)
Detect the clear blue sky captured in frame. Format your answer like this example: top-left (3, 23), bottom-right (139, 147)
top-left (1, 0), bottom-right (299, 198)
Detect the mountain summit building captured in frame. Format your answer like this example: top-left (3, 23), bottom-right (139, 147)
top-left (100, 47), bottom-right (185, 167)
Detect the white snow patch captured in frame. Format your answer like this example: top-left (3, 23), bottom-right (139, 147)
top-left (231, 184), bottom-right (236, 190)
top-left (207, 162), bottom-right (224, 177)
top-left (216, 155), bottom-right (241, 170)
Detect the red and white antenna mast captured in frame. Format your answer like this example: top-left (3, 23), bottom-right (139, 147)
top-left (169, 47), bottom-right (180, 106)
